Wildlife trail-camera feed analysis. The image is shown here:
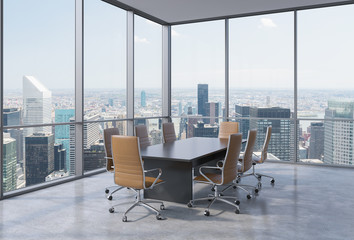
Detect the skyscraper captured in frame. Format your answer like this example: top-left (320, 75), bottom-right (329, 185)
top-left (69, 114), bottom-right (101, 175)
top-left (308, 122), bottom-right (324, 160)
top-left (54, 143), bottom-right (66, 171)
top-left (55, 109), bottom-right (74, 171)
top-left (25, 133), bottom-right (54, 187)
top-left (141, 90), bottom-right (146, 107)
top-left (205, 102), bottom-right (219, 124)
top-left (235, 105), bottom-right (251, 139)
top-left (324, 99), bottom-right (354, 165)
top-left (250, 107), bottom-right (293, 161)
top-left (3, 108), bottom-right (23, 164)
top-left (3, 133), bottom-right (17, 192)
top-left (197, 84), bottom-right (208, 116)
top-left (23, 76), bottom-right (52, 136)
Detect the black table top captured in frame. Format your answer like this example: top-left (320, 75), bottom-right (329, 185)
top-left (140, 137), bottom-right (229, 162)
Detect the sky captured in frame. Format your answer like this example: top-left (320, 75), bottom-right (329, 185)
top-left (3, 1), bottom-right (354, 91)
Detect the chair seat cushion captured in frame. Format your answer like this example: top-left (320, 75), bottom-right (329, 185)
top-left (194, 173), bottom-right (222, 184)
top-left (145, 176), bottom-right (163, 188)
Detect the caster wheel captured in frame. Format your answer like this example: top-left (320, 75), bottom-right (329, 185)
top-left (105, 189), bottom-right (109, 194)
top-left (271, 179), bottom-right (275, 184)
top-left (235, 208), bottom-right (240, 214)
top-left (107, 195), bottom-right (113, 201)
top-left (233, 185), bottom-right (237, 189)
top-left (255, 188), bottom-right (259, 193)
top-left (160, 204), bottom-right (165, 210)
top-left (247, 194), bottom-right (251, 199)
top-left (156, 214), bottom-right (163, 220)
top-left (211, 187), bottom-right (215, 192)
top-left (187, 202), bottom-right (193, 208)
top-left (109, 207), bottom-right (114, 213)
top-left (235, 200), bottom-right (240, 205)
top-left (257, 176), bottom-right (262, 180)
top-left (219, 193), bottom-right (224, 196)
top-left (204, 210), bottom-right (210, 216)
top-left (122, 216), bottom-right (127, 222)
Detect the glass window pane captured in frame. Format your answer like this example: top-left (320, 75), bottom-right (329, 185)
top-left (172, 20), bottom-right (225, 122)
top-left (3, 125), bottom-right (75, 193)
top-left (229, 13), bottom-right (294, 116)
top-left (134, 16), bottom-right (162, 118)
top-left (84, 0), bottom-right (127, 120)
top-left (4, 0), bottom-right (75, 126)
top-left (298, 5), bottom-right (354, 120)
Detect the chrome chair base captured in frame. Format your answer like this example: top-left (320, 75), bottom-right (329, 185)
top-left (188, 185), bottom-right (240, 216)
top-left (109, 189), bottom-right (165, 222)
top-left (221, 181), bottom-right (258, 199)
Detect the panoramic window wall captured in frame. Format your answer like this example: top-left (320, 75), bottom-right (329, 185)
top-left (134, 15), bottom-right (162, 118)
top-left (83, 0), bottom-right (127, 172)
top-left (298, 5), bottom-right (354, 165)
top-left (229, 12), bottom-right (294, 161)
top-left (3, 0), bottom-right (75, 192)
top-left (171, 20), bottom-right (225, 140)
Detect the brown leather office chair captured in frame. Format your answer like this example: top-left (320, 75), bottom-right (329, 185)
top-left (108, 136), bottom-right (165, 222)
top-left (187, 133), bottom-right (242, 216)
top-left (162, 122), bottom-right (176, 143)
top-left (135, 125), bottom-right (151, 148)
top-left (103, 128), bottom-right (124, 200)
top-left (251, 126), bottom-right (274, 185)
top-left (218, 122), bottom-right (239, 139)
top-left (221, 129), bottom-right (259, 199)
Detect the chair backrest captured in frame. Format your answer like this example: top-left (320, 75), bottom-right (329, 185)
top-left (218, 122), bottom-right (239, 139)
top-left (222, 133), bottom-right (242, 185)
top-left (135, 125), bottom-right (151, 148)
top-left (241, 129), bottom-right (257, 173)
top-left (103, 128), bottom-right (120, 171)
top-left (260, 126), bottom-right (272, 163)
top-left (162, 122), bottom-right (176, 143)
top-left (111, 136), bottom-right (145, 189)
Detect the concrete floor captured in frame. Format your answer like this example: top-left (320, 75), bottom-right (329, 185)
top-left (1, 162), bottom-right (354, 240)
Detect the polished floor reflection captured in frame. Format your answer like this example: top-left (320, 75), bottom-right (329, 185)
top-left (1, 163), bottom-right (354, 240)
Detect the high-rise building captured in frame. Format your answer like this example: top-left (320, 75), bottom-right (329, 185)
top-left (308, 122), bottom-right (324, 160)
top-left (324, 99), bottom-right (354, 165)
top-left (69, 114), bottom-right (101, 175)
top-left (197, 84), bottom-right (208, 116)
top-left (23, 76), bottom-right (52, 136)
top-left (25, 133), bottom-right (54, 187)
top-left (235, 105), bottom-right (251, 139)
top-left (141, 90), bottom-right (146, 107)
top-left (55, 109), bottom-right (74, 171)
top-left (3, 133), bottom-right (17, 192)
top-left (3, 108), bottom-right (23, 164)
top-left (193, 121), bottom-right (218, 138)
top-left (83, 141), bottom-right (105, 172)
top-left (250, 107), bottom-right (293, 161)
top-left (54, 143), bottom-right (66, 171)
top-left (205, 102), bottom-right (219, 125)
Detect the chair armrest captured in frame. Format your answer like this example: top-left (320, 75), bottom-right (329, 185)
top-left (144, 168), bottom-right (162, 188)
top-left (199, 166), bottom-right (222, 184)
top-left (104, 156), bottom-right (112, 160)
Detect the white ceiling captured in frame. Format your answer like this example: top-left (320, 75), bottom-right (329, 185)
top-left (104, 0), bottom-right (353, 24)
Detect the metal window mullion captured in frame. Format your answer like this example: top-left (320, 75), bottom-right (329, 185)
top-left (293, 10), bottom-right (298, 163)
top-left (162, 25), bottom-right (171, 123)
top-left (225, 19), bottom-right (229, 121)
top-left (126, 11), bottom-right (134, 135)
top-left (75, 0), bottom-right (84, 176)
top-left (0, 0), bottom-right (3, 199)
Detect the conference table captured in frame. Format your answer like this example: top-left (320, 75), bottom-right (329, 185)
top-left (140, 137), bottom-right (230, 204)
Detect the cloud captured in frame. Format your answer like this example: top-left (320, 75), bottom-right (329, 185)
top-left (134, 35), bottom-right (149, 44)
top-left (260, 18), bottom-right (277, 28)
top-left (172, 29), bottom-right (180, 37)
